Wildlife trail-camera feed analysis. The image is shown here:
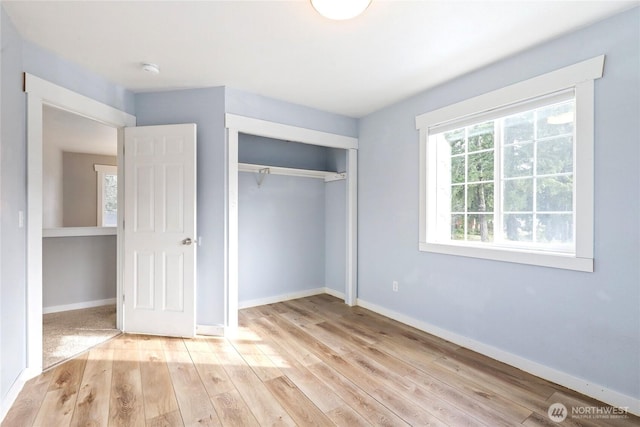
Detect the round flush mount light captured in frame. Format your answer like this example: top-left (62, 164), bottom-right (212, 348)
top-left (311, 0), bottom-right (371, 20)
top-left (141, 62), bottom-right (160, 74)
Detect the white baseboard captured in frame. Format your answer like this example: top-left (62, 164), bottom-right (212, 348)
top-left (196, 324), bottom-right (225, 337)
top-left (356, 298), bottom-right (640, 416)
top-left (238, 287), bottom-right (327, 309)
top-left (43, 298), bottom-right (117, 314)
top-left (1, 368), bottom-right (40, 423)
top-left (238, 287), bottom-right (349, 309)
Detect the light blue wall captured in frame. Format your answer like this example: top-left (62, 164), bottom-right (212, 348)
top-left (22, 41), bottom-right (135, 115)
top-left (226, 87), bottom-right (358, 137)
top-left (238, 172), bottom-right (326, 304)
top-left (43, 236), bottom-right (117, 309)
top-left (325, 179), bottom-right (346, 294)
top-left (135, 88), bottom-right (227, 326)
top-left (357, 7), bottom-right (640, 400)
top-left (239, 134), bottom-right (332, 171)
top-left (1, 5), bottom-right (26, 401)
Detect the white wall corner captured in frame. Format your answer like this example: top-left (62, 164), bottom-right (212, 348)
top-left (355, 298), bottom-right (640, 416)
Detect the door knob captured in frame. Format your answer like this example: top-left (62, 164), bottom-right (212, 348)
top-left (182, 238), bottom-right (194, 245)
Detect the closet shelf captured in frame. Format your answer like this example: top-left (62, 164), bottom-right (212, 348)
top-left (238, 162), bottom-right (346, 182)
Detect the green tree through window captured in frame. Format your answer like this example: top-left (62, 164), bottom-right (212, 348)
top-left (439, 99), bottom-right (574, 249)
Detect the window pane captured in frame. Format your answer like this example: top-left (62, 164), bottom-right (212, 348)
top-left (467, 151), bottom-right (494, 182)
top-left (503, 178), bottom-right (533, 212)
top-left (451, 156), bottom-right (465, 184)
top-left (504, 111), bottom-right (534, 145)
top-left (103, 174), bottom-right (118, 226)
top-left (445, 128), bottom-right (466, 155)
top-left (536, 176), bottom-right (572, 212)
top-left (536, 214), bottom-right (573, 244)
top-left (451, 214), bottom-right (465, 240)
top-left (467, 183), bottom-right (494, 212)
top-left (467, 214), bottom-right (494, 242)
top-left (537, 136), bottom-right (573, 175)
top-left (503, 214), bottom-right (533, 242)
top-left (503, 142), bottom-right (533, 178)
top-left (468, 121), bottom-right (494, 152)
top-left (427, 93), bottom-right (580, 255)
top-left (536, 101), bottom-right (574, 139)
top-left (451, 185), bottom-right (465, 212)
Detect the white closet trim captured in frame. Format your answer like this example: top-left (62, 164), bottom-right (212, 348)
top-left (226, 114), bottom-right (358, 149)
top-left (238, 162), bottom-right (346, 182)
top-left (226, 113), bottom-right (359, 333)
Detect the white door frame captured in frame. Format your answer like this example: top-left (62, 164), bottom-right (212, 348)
top-left (225, 113), bottom-right (358, 330)
top-left (25, 74), bottom-right (136, 373)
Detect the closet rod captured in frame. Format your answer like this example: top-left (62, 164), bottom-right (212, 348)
top-left (238, 162), bottom-right (346, 182)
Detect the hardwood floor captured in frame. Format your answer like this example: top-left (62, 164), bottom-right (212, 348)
top-left (3, 294), bottom-right (637, 426)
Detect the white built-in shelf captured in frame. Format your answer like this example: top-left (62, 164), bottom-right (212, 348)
top-left (43, 227), bottom-right (117, 238)
top-left (238, 162), bottom-right (346, 182)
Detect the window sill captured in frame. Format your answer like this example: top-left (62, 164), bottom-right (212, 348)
top-left (43, 227), bottom-right (117, 238)
top-left (419, 241), bottom-right (593, 272)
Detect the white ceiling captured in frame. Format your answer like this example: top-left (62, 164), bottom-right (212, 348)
top-left (4, 0), bottom-right (638, 118)
top-left (44, 105), bottom-right (117, 156)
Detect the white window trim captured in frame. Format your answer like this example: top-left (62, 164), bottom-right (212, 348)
top-left (94, 164), bottom-right (118, 227)
top-left (416, 55), bottom-right (604, 272)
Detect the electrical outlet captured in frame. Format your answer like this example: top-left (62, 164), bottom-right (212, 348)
top-left (392, 281), bottom-right (398, 292)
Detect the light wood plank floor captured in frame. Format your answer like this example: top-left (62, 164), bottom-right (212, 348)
top-left (3, 294), bottom-right (637, 426)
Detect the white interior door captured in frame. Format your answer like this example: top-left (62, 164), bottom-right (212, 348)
top-left (123, 124), bottom-right (197, 337)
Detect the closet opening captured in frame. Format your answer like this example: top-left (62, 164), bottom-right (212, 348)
top-left (237, 135), bottom-right (348, 309)
top-left (226, 114), bottom-right (358, 331)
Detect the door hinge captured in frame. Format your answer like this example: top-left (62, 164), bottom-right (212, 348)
top-left (122, 294), bottom-right (125, 303)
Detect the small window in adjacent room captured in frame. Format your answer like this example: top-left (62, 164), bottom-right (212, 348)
top-left (94, 164), bottom-right (118, 227)
top-left (415, 56), bottom-right (604, 272)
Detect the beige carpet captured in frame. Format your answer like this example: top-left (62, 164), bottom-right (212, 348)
top-left (43, 304), bottom-right (120, 369)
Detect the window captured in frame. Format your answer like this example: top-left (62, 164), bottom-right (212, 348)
top-left (416, 56), bottom-right (604, 271)
top-left (94, 164), bottom-right (118, 227)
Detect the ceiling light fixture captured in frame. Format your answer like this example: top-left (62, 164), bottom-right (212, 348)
top-left (141, 62), bottom-right (160, 74)
top-left (311, 0), bottom-right (371, 20)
